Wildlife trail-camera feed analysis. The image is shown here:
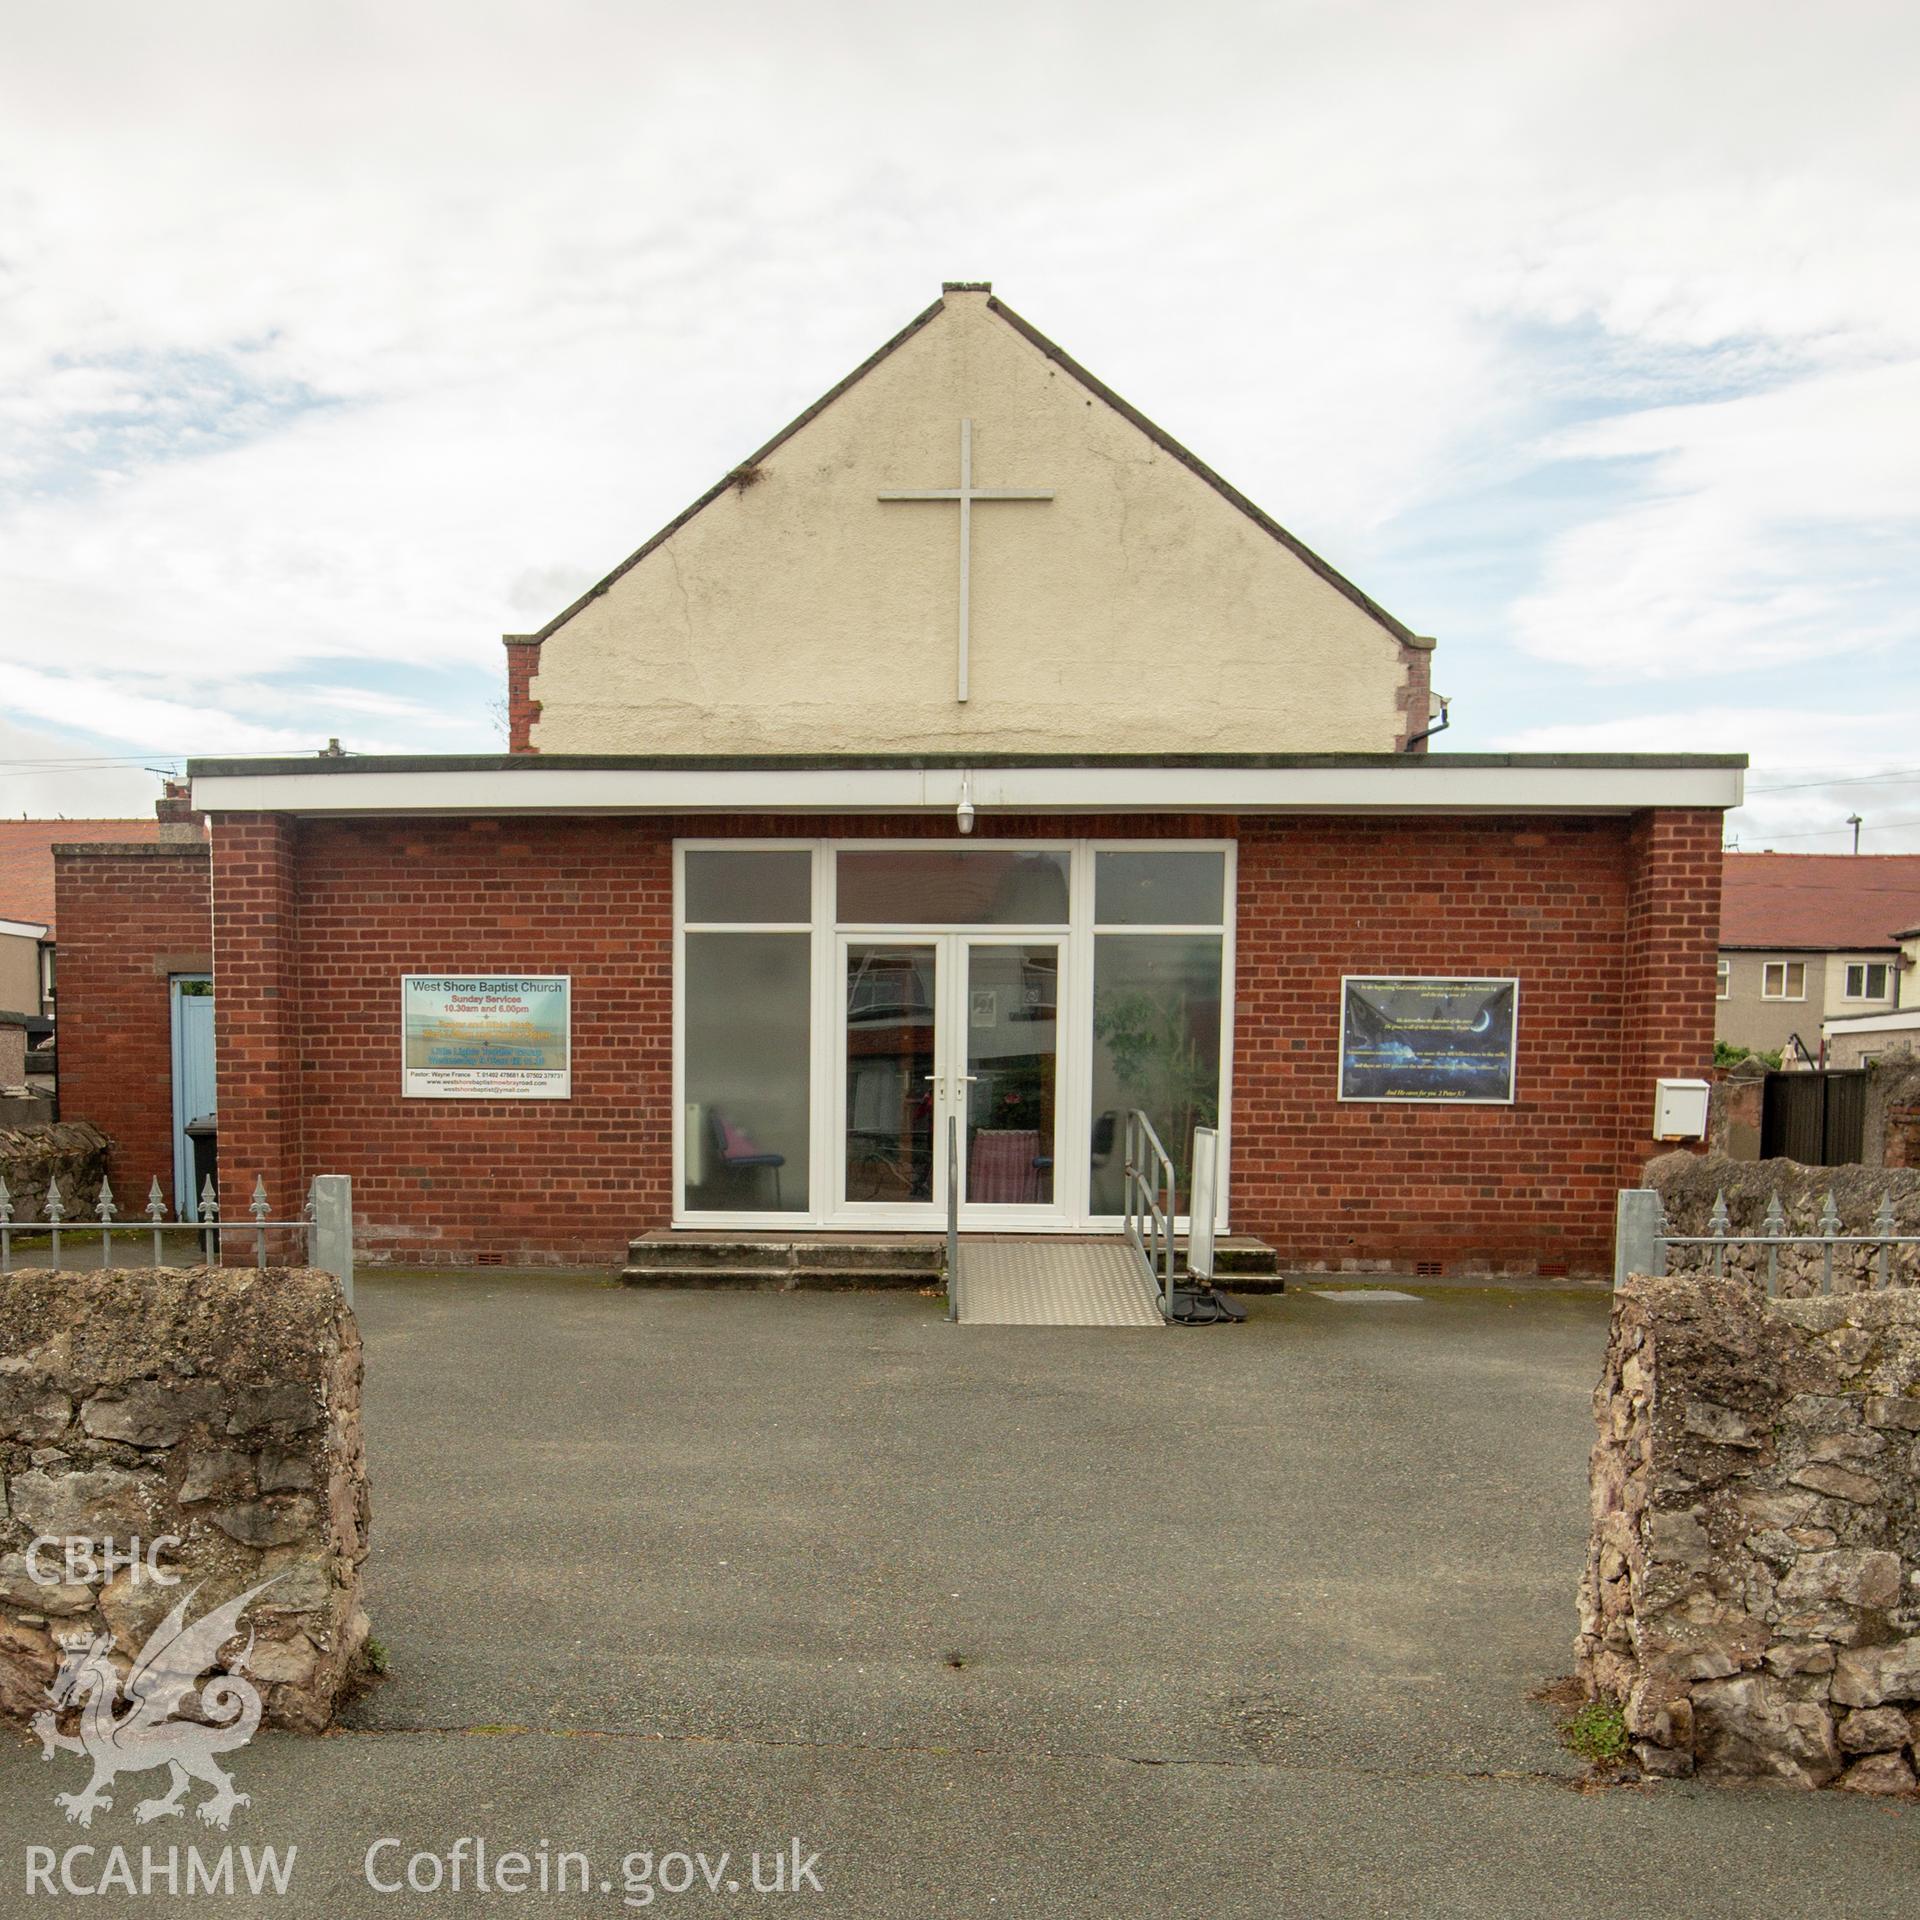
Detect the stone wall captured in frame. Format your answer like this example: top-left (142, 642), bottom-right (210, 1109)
top-left (0, 1266), bottom-right (369, 1735)
top-left (0, 1121), bottom-right (111, 1226)
top-left (1707, 1065), bottom-right (1766, 1161)
top-left (1578, 1274), bottom-right (1920, 1790)
top-left (1867, 1059), bottom-right (1920, 1171)
top-left (1647, 1149), bottom-right (1920, 1293)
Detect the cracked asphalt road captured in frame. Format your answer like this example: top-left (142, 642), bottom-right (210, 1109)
top-left (2, 1273), bottom-right (1911, 1915)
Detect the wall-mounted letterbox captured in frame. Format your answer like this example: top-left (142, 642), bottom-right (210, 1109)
top-left (1652, 1078), bottom-right (1711, 1143)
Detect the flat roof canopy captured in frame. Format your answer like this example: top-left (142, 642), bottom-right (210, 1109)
top-left (188, 751), bottom-right (1746, 819)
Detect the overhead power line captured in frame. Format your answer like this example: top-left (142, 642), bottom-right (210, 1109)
top-left (1728, 811), bottom-right (1920, 844)
top-left (1745, 766), bottom-right (1920, 796)
top-left (0, 755), bottom-right (183, 769)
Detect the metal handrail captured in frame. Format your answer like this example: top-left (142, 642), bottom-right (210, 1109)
top-left (945, 1111), bottom-right (960, 1321)
top-left (1122, 1109), bottom-right (1177, 1320)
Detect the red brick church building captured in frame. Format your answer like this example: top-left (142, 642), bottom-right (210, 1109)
top-left (57, 284), bottom-right (1738, 1276)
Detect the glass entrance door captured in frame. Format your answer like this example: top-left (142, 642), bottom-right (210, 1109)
top-left (835, 935), bottom-right (1066, 1226)
top-left (958, 939), bottom-right (1062, 1222)
top-left (841, 942), bottom-right (942, 1217)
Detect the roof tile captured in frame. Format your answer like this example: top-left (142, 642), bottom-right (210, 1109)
top-left (0, 819), bottom-right (166, 934)
top-left (1721, 852), bottom-right (1920, 952)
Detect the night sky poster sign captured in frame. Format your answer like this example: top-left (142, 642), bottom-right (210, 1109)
top-left (1338, 976), bottom-right (1517, 1104)
top-left (402, 975), bottom-right (571, 1098)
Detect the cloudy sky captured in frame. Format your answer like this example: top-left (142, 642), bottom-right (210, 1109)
top-left (2, 0), bottom-right (1915, 847)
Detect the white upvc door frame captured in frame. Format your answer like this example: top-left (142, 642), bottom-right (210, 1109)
top-left (1074, 835), bottom-right (1238, 1239)
top-left (950, 930), bottom-right (1073, 1233)
top-left (671, 836), bottom-right (1234, 1236)
top-left (831, 930), bottom-right (948, 1229)
top-left (826, 929), bottom-right (1077, 1232)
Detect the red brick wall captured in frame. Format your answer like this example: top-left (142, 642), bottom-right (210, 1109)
top-left (210, 810), bottom-right (1217, 1263)
top-left (1615, 809), bottom-right (1723, 1172)
top-left (211, 815), bottom-right (303, 1234)
top-left (504, 639), bottom-right (542, 753)
top-left (1230, 812), bottom-right (1721, 1276)
top-left (1396, 645), bottom-right (1434, 752)
top-left (188, 805), bottom-right (1724, 1273)
top-left (216, 813), bottom-right (671, 1263)
top-left (52, 843), bottom-right (212, 1206)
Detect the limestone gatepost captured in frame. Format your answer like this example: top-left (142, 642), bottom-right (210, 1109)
top-left (0, 1266), bottom-right (370, 1734)
top-left (1578, 1273), bottom-right (1920, 1790)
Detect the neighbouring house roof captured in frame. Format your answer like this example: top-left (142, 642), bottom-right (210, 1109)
top-left (0, 819), bottom-right (165, 935)
top-left (1721, 852), bottom-right (1920, 953)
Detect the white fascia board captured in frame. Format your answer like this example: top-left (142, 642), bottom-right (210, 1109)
top-left (191, 761), bottom-right (1745, 818)
top-left (0, 917), bottom-right (50, 940)
top-left (1822, 1009), bottom-right (1920, 1034)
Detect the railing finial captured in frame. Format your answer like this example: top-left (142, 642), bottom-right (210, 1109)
top-left (146, 1178), bottom-right (167, 1222)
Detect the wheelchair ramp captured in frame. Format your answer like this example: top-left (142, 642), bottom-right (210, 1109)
top-left (956, 1239), bottom-right (1163, 1328)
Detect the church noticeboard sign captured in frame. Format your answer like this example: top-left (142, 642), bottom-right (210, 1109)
top-left (1338, 976), bottom-right (1517, 1105)
top-left (402, 976), bottom-right (571, 1098)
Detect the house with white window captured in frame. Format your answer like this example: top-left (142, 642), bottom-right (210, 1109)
top-left (1823, 920), bottom-right (1920, 1067)
top-left (1718, 853), bottom-right (1920, 1060)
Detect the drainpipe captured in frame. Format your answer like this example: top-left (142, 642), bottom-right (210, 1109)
top-left (1404, 695), bottom-right (1451, 753)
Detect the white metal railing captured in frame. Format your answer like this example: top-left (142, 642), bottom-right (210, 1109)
top-left (1615, 1185), bottom-right (1920, 1299)
top-left (1122, 1109), bottom-right (1177, 1321)
top-left (0, 1172), bottom-right (355, 1303)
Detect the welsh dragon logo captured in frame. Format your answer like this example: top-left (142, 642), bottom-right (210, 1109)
top-left (33, 1576), bottom-right (282, 1830)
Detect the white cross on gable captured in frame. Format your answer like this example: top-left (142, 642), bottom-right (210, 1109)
top-left (879, 418), bottom-right (1054, 704)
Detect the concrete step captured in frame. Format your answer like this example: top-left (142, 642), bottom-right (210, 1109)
top-left (619, 1231), bottom-right (1276, 1292)
top-left (625, 1232), bottom-right (945, 1271)
top-left (624, 1237), bottom-right (795, 1273)
top-left (619, 1262), bottom-right (940, 1292)
top-left (617, 1265), bottom-right (793, 1290)
top-left (1201, 1236), bottom-right (1280, 1278)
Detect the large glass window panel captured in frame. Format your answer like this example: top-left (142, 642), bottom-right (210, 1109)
top-left (1094, 850), bottom-right (1225, 926)
top-left (845, 944), bottom-right (937, 1204)
top-left (684, 933), bottom-right (809, 1212)
top-left (965, 944), bottom-right (1058, 1207)
top-left (685, 849), bottom-right (812, 924)
top-left (836, 850), bottom-right (1069, 926)
top-left (1088, 935), bottom-right (1224, 1215)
